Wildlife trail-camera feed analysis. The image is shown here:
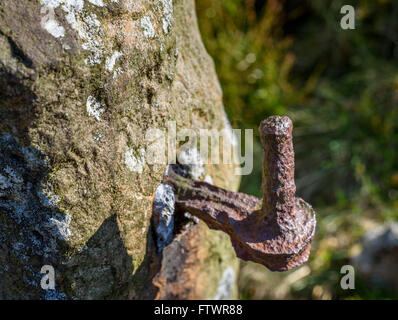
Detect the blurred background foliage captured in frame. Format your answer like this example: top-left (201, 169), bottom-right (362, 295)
top-left (196, 0), bottom-right (398, 299)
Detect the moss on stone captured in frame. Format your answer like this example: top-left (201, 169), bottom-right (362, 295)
top-left (1, 0), bottom-right (240, 299)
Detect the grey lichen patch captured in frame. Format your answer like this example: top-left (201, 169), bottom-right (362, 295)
top-left (160, 0), bottom-right (173, 34)
top-left (0, 133), bottom-right (71, 252)
top-left (204, 174), bottom-right (213, 184)
top-left (86, 95), bottom-right (105, 121)
top-left (87, 0), bottom-right (105, 7)
top-left (140, 15), bottom-right (155, 39)
top-left (0, 167), bottom-right (24, 196)
top-left (125, 147), bottom-right (146, 173)
top-left (44, 212), bottom-right (72, 241)
top-left (152, 156), bottom-right (210, 253)
top-left (37, 183), bottom-right (60, 209)
top-left (41, 12), bottom-right (65, 38)
top-left (39, 0), bottom-right (110, 65)
top-left (79, 13), bottom-right (106, 65)
top-left (152, 147), bottom-right (211, 252)
top-left (44, 289), bottom-right (68, 300)
top-left (0, 133), bottom-right (73, 298)
top-left (153, 181), bottom-right (175, 251)
top-left (177, 147), bottom-right (205, 180)
top-left (105, 50), bottom-right (123, 71)
top-left (213, 266), bottom-right (235, 300)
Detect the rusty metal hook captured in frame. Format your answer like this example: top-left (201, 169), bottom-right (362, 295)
top-left (164, 116), bottom-right (316, 271)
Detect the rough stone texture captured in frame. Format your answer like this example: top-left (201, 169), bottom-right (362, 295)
top-left (0, 0), bottom-right (240, 299)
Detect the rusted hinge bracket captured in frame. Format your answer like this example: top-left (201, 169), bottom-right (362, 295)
top-left (163, 116), bottom-right (316, 271)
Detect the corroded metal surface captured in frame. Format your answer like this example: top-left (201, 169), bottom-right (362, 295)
top-left (164, 116), bottom-right (316, 271)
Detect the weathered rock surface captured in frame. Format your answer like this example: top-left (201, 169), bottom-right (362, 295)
top-left (0, 0), bottom-right (240, 299)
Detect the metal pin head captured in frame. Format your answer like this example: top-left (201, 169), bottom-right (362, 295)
top-left (260, 115), bottom-right (293, 136)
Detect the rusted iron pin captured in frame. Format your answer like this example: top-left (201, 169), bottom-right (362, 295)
top-left (165, 116), bottom-right (316, 271)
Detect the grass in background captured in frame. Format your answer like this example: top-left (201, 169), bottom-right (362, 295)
top-left (196, 0), bottom-right (398, 299)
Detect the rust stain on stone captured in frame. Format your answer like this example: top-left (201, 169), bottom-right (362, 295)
top-left (152, 224), bottom-right (203, 299)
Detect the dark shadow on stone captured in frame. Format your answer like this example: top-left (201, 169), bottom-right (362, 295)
top-left (0, 133), bottom-right (70, 299)
top-left (131, 222), bottom-right (161, 300)
top-left (0, 133), bottom-right (160, 299)
top-left (62, 214), bottom-right (159, 299)
top-left (0, 103), bottom-right (160, 299)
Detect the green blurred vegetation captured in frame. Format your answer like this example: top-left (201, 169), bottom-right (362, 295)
top-left (196, 0), bottom-right (398, 299)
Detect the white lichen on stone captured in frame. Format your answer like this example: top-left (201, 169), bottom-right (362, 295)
top-left (0, 173), bottom-right (10, 195)
top-left (105, 51), bottom-right (123, 71)
top-left (204, 174), bottom-right (213, 184)
top-left (125, 147), bottom-right (146, 173)
top-left (45, 213), bottom-right (72, 241)
top-left (22, 145), bottom-right (47, 169)
top-left (213, 266), bottom-right (235, 300)
top-left (0, 167), bottom-right (23, 191)
top-left (160, 0), bottom-right (173, 34)
top-left (177, 147), bottom-right (205, 179)
top-left (87, 0), bottom-right (104, 6)
top-left (40, 0), bottom-right (82, 8)
top-left (80, 14), bottom-right (105, 65)
top-left (40, 0), bottom-right (83, 40)
top-left (0, 166), bottom-right (24, 198)
top-left (45, 289), bottom-right (68, 300)
top-left (153, 180), bottom-right (175, 251)
top-left (93, 131), bottom-right (104, 142)
top-left (140, 16), bottom-right (155, 38)
top-left (40, 0), bottom-right (107, 65)
top-left (12, 242), bottom-right (27, 261)
top-left (41, 17), bottom-right (65, 38)
top-left (86, 96), bottom-right (105, 121)
top-left (112, 67), bottom-right (124, 79)
top-left (37, 186), bottom-right (60, 209)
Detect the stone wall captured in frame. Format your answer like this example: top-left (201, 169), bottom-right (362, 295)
top-left (0, 0), bottom-right (240, 299)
